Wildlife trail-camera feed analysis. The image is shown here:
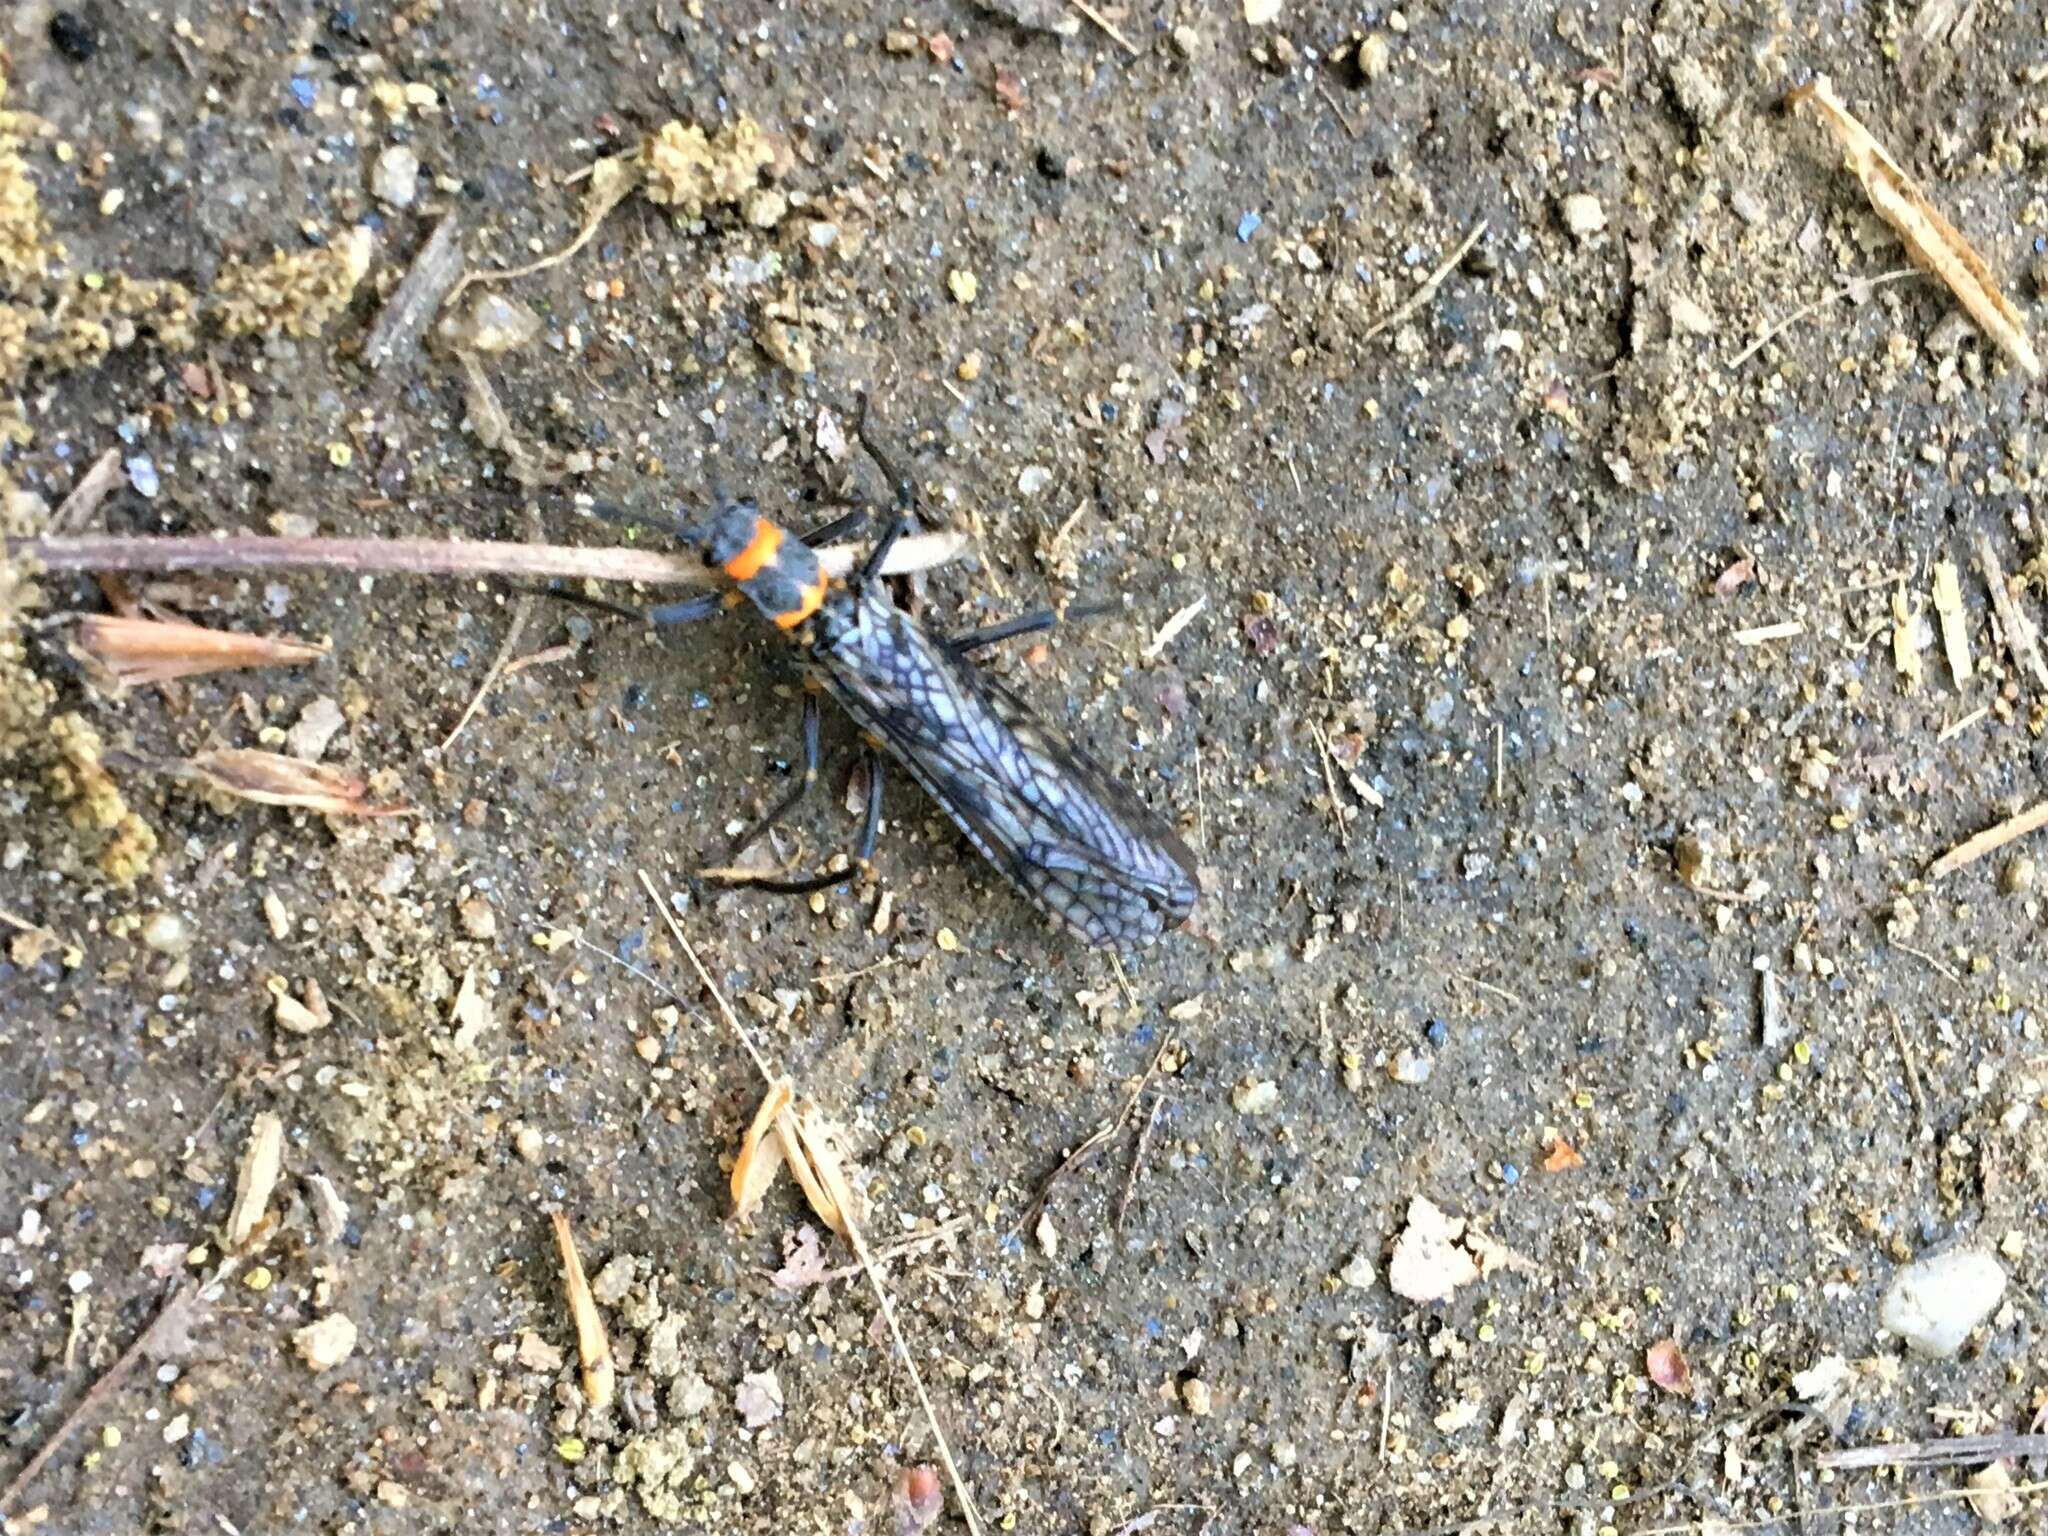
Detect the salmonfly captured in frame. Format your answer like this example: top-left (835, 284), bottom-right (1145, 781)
top-left (602, 411), bottom-right (1200, 949)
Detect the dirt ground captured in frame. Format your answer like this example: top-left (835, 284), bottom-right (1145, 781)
top-left (4, 0), bottom-right (2048, 1532)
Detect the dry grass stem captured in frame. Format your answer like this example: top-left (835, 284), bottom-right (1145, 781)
top-left (15, 529), bottom-right (968, 589)
top-left (1790, 75), bottom-right (2039, 376)
top-left (548, 1211), bottom-right (615, 1411)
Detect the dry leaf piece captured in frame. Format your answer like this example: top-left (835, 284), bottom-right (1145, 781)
top-left (1790, 75), bottom-right (2040, 377)
top-left (731, 1077), bottom-right (793, 1226)
top-left (776, 1100), bottom-right (859, 1238)
top-left (72, 614), bottom-right (326, 691)
top-left (224, 1111), bottom-right (285, 1251)
top-left (177, 748), bottom-right (407, 817)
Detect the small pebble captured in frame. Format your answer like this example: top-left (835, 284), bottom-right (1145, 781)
top-left (1354, 33), bottom-right (1390, 80)
top-left (457, 894), bottom-right (497, 940)
top-left (946, 268), bottom-right (979, 305)
top-left (286, 696), bottom-right (346, 762)
top-left (514, 1125), bottom-right (545, 1163)
top-left (1560, 193), bottom-right (1606, 238)
top-left (1231, 1077), bottom-right (1279, 1115)
top-left (141, 911), bottom-right (190, 955)
top-left (1388, 1047), bottom-right (1434, 1085)
top-left (1999, 854), bottom-right (2033, 895)
top-left (1243, 0), bottom-right (1281, 25)
top-left (1183, 1378), bottom-right (1214, 1417)
top-left (371, 145), bottom-right (420, 209)
top-left (1880, 1246), bottom-right (2007, 1358)
top-left (293, 1312), bottom-right (359, 1372)
top-left (1171, 25), bottom-right (1202, 58)
top-left (1016, 465), bottom-right (1051, 496)
top-left (126, 456), bottom-right (160, 499)
top-left (441, 293), bottom-right (542, 355)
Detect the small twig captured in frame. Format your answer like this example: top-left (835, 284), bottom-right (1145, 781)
top-left (1306, 720), bottom-right (1351, 851)
top-left (1360, 219), bottom-right (1489, 343)
top-left (1819, 1432), bottom-right (2048, 1471)
top-left (1976, 532), bottom-right (2048, 692)
top-left (549, 1211), bottom-right (615, 1410)
top-left (1015, 1035), bottom-right (1176, 1238)
top-left (1726, 268), bottom-right (1921, 369)
top-left (1316, 79), bottom-right (1361, 140)
top-left (844, 1198), bottom-right (987, 1536)
top-left (11, 529), bottom-right (968, 588)
top-left (362, 214), bottom-right (465, 371)
top-left (636, 870), bottom-right (776, 1089)
top-left (1891, 1012), bottom-right (1930, 1138)
top-left (1141, 595), bottom-right (1206, 661)
top-left (0, 1261), bottom-right (238, 1516)
top-left (814, 1215), bottom-right (970, 1284)
top-left (1067, 0), bottom-right (1139, 55)
top-left (1929, 795), bottom-right (2048, 879)
top-left (1453, 972), bottom-right (1524, 1009)
top-left (1108, 950), bottom-right (1138, 1011)
top-left (568, 932), bottom-right (703, 1026)
top-left (51, 448), bottom-right (126, 532)
top-left (1892, 939), bottom-right (1962, 984)
top-left (501, 641), bottom-right (577, 679)
top-left (1114, 1086), bottom-right (1167, 1237)
top-left (438, 592), bottom-right (532, 754)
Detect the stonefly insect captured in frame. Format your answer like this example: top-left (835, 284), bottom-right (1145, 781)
top-left (595, 411), bottom-right (1199, 949)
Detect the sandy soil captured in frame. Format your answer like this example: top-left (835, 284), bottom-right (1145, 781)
top-left (3, 2), bottom-right (2046, 1533)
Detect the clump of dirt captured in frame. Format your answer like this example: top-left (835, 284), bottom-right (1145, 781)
top-left (640, 117), bottom-right (788, 227)
top-left (212, 227), bottom-right (374, 340)
top-left (0, 59), bottom-right (195, 395)
top-left (42, 711), bottom-right (157, 885)
top-left (0, 63), bottom-right (46, 284)
top-left (0, 464), bottom-right (53, 758)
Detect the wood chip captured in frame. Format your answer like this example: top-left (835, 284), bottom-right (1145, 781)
top-left (1734, 619), bottom-right (1804, 646)
top-left (1976, 532), bottom-right (2048, 691)
top-left (1891, 587), bottom-right (1924, 692)
top-left (1790, 75), bottom-right (2040, 377)
top-left (224, 1112), bottom-right (285, 1251)
top-left (1928, 797), bottom-right (2048, 880)
top-left (362, 214), bottom-right (465, 370)
top-left (1932, 557), bottom-right (1973, 685)
top-left (548, 1211), bottom-right (615, 1411)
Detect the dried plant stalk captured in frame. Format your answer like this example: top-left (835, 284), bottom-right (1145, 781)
top-left (72, 614), bottom-right (327, 691)
top-left (1790, 75), bottom-right (2040, 377)
top-left (548, 1212), bottom-right (615, 1411)
top-left (165, 748), bottom-right (408, 818)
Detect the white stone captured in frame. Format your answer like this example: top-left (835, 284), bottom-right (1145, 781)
top-left (1880, 1246), bottom-right (2006, 1358)
top-left (372, 145), bottom-right (420, 209)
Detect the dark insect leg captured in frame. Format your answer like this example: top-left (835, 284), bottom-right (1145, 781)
top-left (526, 584), bottom-right (726, 629)
top-left (946, 601), bottom-right (1113, 655)
top-left (800, 506), bottom-right (869, 547)
top-left (725, 690), bottom-right (822, 859)
top-left (705, 749), bottom-right (884, 897)
top-left (645, 594), bottom-right (727, 627)
top-left (852, 396), bottom-right (914, 585)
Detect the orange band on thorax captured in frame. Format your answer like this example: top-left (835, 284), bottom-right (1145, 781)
top-left (723, 519), bottom-right (783, 581)
top-left (774, 578), bottom-right (828, 629)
